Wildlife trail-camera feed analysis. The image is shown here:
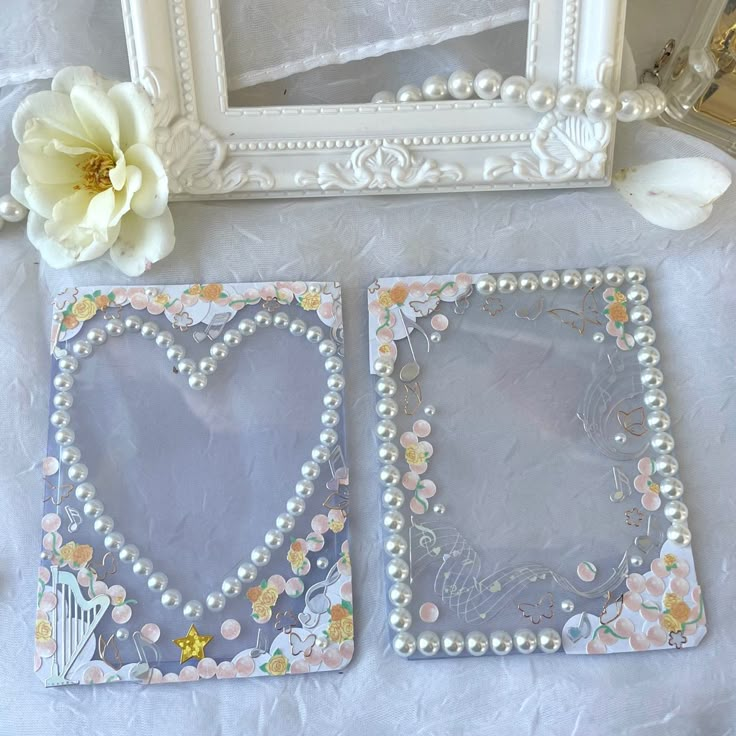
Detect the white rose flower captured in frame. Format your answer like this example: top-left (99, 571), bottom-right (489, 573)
top-left (11, 66), bottom-right (174, 276)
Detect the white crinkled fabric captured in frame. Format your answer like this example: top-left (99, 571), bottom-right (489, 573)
top-left (1, 2), bottom-right (735, 735)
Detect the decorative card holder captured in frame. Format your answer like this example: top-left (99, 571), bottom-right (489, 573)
top-left (37, 281), bottom-right (352, 686)
top-left (369, 267), bottom-right (706, 658)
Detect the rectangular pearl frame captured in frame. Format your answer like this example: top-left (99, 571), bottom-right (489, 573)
top-left (121, 0), bottom-right (627, 200)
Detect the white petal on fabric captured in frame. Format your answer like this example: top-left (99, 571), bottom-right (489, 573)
top-left (110, 209), bottom-right (175, 277)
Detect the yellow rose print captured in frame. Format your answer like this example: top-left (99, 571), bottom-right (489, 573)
top-left (35, 619), bottom-right (53, 642)
top-left (260, 650), bottom-right (290, 676)
top-left (608, 302), bottom-right (628, 324)
top-left (300, 292), bottom-right (322, 311)
top-left (71, 299), bottom-right (97, 321)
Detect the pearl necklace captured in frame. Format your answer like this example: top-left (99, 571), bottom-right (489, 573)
top-left (50, 307), bottom-right (345, 621)
top-left (370, 69), bottom-right (667, 122)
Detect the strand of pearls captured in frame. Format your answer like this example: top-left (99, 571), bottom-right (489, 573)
top-left (371, 70), bottom-right (667, 122)
top-left (51, 296), bottom-right (345, 621)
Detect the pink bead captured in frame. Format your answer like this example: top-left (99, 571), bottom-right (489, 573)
top-left (111, 604), bottom-right (132, 624)
top-left (82, 665), bottom-right (104, 684)
top-left (623, 591), bottom-right (642, 612)
top-left (412, 420), bottom-right (431, 437)
top-left (614, 618), bottom-right (635, 637)
top-left (692, 586), bottom-right (701, 603)
top-left (640, 604), bottom-right (661, 622)
top-left (234, 656), bottom-right (255, 677)
top-left (163, 673), bottom-right (179, 683)
top-left (670, 578), bottom-right (689, 597)
top-left (340, 582), bottom-right (352, 601)
top-left (626, 573), bottom-right (646, 593)
top-left (672, 560), bottom-right (690, 578)
top-left (642, 492), bottom-right (661, 511)
top-left (141, 623), bottom-right (161, 643)
top-left (290, 659), bottom-right (310, 674)
top-left (197, 658), bottom-right (217, 679)
top-left (322, 647), bottom-right (342, 669)
top-left (599, 630), bottom-right (618, 646)
top-left (587, 639), bottom-right (607, 654)
top-left (646, 626), bottom-right (668, 646)
top-left (646, 577), bottom-right (665, 596)
top-left (286, 577), bottom-right (305, 598)
top-left (650, 558), bottom-right (667, 578)
top-left (629, 633), bottom-right (650, 651)
top-left (220, 619), bottom-right (241, 640)
top-left (311, 514), bottom-right (329, 534)
top-left (41, 513), bottom-right (61, 533)
top-left (577, 562), bottom-right (597, 582)
top-left (340, 640), bottom-right (355, 661)
top-left (216, 661), bottom-right (236, 679)
top-left (268, 575), bottom-right (286, 594)
top-left (431, 314), bottom-right (449, 331)
top-left (419, 602), bottom-right (439, 623)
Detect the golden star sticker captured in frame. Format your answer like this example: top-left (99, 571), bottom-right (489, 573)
top-left (173, 624), bottom-right (213, 664)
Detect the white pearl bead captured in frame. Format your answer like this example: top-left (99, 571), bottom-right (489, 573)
top-left (556, 85), bottom-right (586, 115)
top-left (371, 90), bottom-right (396, 104)
top-left (376, 397), bottom-right (398, 418)
top-left (388, 582), bottom-right (412, 606)
top-left (666, 523), bottom-right (691, 546)
top-left (58, 355), bottom-right (79, 373)
top-left (383, 510), bottom-right (405, 532)
top-left (251, 546), bottom-right (271, 566)
top-left (105, 319), bottom-right (125, 337)
top-left (286, 496), bottom-right (306, 516)
top-left (641, 367), bottom-right (664, 388)
top-left (561, 599), bottom-right (575, 613)
top-left (375, 419), bottom-right (396, 440)
top-left (380, 465), bottom-right (401, 486)
top-left (637, 87), bottom-right (656, 118)
top-left (254, 310), bottom-right (272, 327)
top-left (327, 374), bottom-right (345, 392)
top-left (147, 571), bottom-right (168, 592)
top-left (562, 269), bottom-right (582, 289)
top-left (660, 478), bottom-right (684, 499)
top-left (306, 325), bottom-right (324, 343)
top-left (60, 445), bottom-right (81, 465)
top-left (466, 631), bottom-right (489, 656)
top-left (166, 344), bottom-right (186, 362)
top-left (93, 515), bottom-right (114, 535)
top-left (276, 512), bottom-right (295, 532)
top-left (188, 371), bottom-right (208, 390)
top-left (617, 90), bottom-right (644, 122)
top-left (295, 479), bottom-right (314, 498)
top-left (537, 628), bottom-right (562, 653)
top-left (527, 81), bottom-right (556, 112)
top-left (289, 319), bottom-right (306, 336)
top-left (0, 194), bottom-right (28, 222)
top-left (177, 358), bottom-right (196, 375)
top-left (119, 544), bottom-right (139, 563)
top-left (497, 273), bottom-right (518, 293)
top-left (626, 265), bottom-right (647, 283)
top-left (500, 75), bottom-right (530, 104)
top-left (540, 270), bottom-right (560, 290)
top-left (422, 75), bottom-right (449, 101)
top-left (222, 577), bottom-right (242, 598)
top-left (441, 630), bottom-right (465, 656)
top-left (199, 356), bottom-right (217, 374)
top-left (375, 377), bottom-right (397, 397)
top-left (638, 347), bottom-right (660, 366)
top-left (474, 69), bottom-right (503, 100)
top-left (417, 630), bottom-right (440, 656)
top-left (140, 321), bottom-right (159, 339)
top-left (319, 339), bottom-right (337, 357)
top-left (322, 409), bottom-right (340, 427)
top-left (183, 600), bottom-right (204, 620)
top-left (655, 454), bottom-right (679, 476)
top-left (223, 329), bottom-right (242, 346)
top-left (604, 266), bottom-right (625, 286)
top-left (476, 275), bottom-right (497, 295)
top-left (87, 327), bottom-right (107, 345)
top-left (123, 315), bottom-right (142, 333)
top-left (54, 392), bottom-right (74, 410)
top-left (238, 318), bottom-right (256, 335)
top-left (161, 589), bottom-right (182, 608)
top-left (311, 444), bottom-right (330, 464)
top-left (519, 273), bottom-right (539, 292)
top-left (104, 531), bottom-right (125, 551)
top-left (83, 499), bottom-right (104, 518)
top-left (373, 358), bottom-right (394, 376)
top-left (273, 312), bottom-right (290, 330)
top-left (325, 356), bottom-right (343, 373)
top-left (323, 391), bottom-right (342, 410)
top-left (382, 487), bottom-right (404, 509)
top-left (627, 284), bottom-right (649, 304)
top-left (302, 460), bottom-right (320, 480)
top-left (585, 88), bottom-right (617, 120)
top-left (651, 432), bottom-right (675, 454)
top-left (490, 630), bottom-right (513, 655)
top-left (447, 70), bottom-right (475, 100)
top-left (264, 528), bottom-right (284, 549)
top-left (155, 330), bottom-right (174, 349)
top-left (50, 409), bottom-right (71, 428)
top-left (72, 340), bottom-right (93, 358)
top-left (630, 305), bottom-right (652, 325)
top-left (237, 561), bottom-right (257, 582)
top-left (647, 409), bottom-right (670, 431)
top-left (133, 557), bottom-right (153, 576)
top-left (206, 591), bottom-right (226, 612)
top-left (387, 557), bottom-right (409, 582)
top-left (392, 632), bottom-right (416, 657)
top-left (396, 84), bottom-right (423, 102)
top-left (68, 463), bottom-right (88, 482)
top-left (55, 428), bottom-right (75, 446)
top-left (513, 628), bottom-right (538, 654)
top-left (378, 442), bottom-right (399, 463)
top-left (210, 342), bottom-right (229, 361)
top-left (388, 607), bottom-right (412, 631)
top-left (583, 268), bottom-right (603, 288)
top-left (75, 482), bottom-right (95, 501)
top-left (664, 500), bottom-right (688, 523)
top-left (634, 326), bottom-right (656, 346)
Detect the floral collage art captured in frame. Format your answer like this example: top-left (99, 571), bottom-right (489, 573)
top-left (38, 281), bottom-right (352, 686)
top-left (369, 267), bottom-right (705, 659)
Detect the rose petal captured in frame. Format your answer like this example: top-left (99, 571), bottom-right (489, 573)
top-left (124, 143), bottom-right (168, 218)
top-left (109, 209), bottom-right (175, 276)
top-left (52, 66), bottom-right (115, 94)
top-left (26, 212), bottom-right (78, 269)
top-left (70, 85), bottom-right (120, 150)
top-left (108, 82), bottom-right (155, 149)
top-left (13, 90), bottom-right (86, 146)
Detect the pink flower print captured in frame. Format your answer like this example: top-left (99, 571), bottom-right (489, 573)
top-left (402, 472), bottom-right (437, 514)
top-left (634, 457), bottom-right (661, 510)
top-left (35, 590), bottom-right (58, 659)
top-left (287, 539), bottom-right (311, 576)
top-left (128, 287), bottom-right (170, 314)
top-left (400, 420), bottom-right (433, 474)
top-left (602, 288), bottom-right (635, 351)
top-left (93, 581), bottom-right (135, 623)
top-left (337, 540), bottom-right (351, 576)
top-left (317, 300), bottom-right (335, 322)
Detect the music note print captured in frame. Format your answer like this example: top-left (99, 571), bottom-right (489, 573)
top-left (64, 506), bottom-right (82, 533)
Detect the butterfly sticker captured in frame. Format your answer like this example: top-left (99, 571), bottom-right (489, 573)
top-left (453, 285), bottom-right (474, 315)
top-left (567, 612), bottom-right (592, 643)
top-left (90, 551), bottom-right (118, 582)
top-left (289, 631), bottom-right (317, 658)
top-left (98, 633), bottom-right (123, 671)
top-left (617, 407), bottom-right (648, 437)
top-left (599, 591), bottom-right (625, 626)
top-left (547, 288), bottom-right (602, 335)
top-left (43, 478), bottom-right (74, 506)
top-left (515, 297), bottom-right (545, 321)
top-left (368, 280), bottom-right (381, 294)
top-left (482, 296), bottom-right (504, 317)
top-left (518, 592), bottom-right (554, 625)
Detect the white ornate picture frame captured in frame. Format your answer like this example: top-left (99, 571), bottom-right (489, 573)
top-left (121, 0), bottom-right (627, 199)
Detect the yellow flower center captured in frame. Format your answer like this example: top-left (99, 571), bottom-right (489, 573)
top-left (77, 153), bottom-right (115, 193)
top-left (649, 482), bottom-right (660, 494)
top-left (405, 445), bottom-right (423, 465)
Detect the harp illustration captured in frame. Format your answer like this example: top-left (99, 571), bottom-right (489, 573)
top-left (45, 566), bottom-right (110, 687)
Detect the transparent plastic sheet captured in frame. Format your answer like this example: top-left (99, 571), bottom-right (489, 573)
top-left (37, 284), bottom-right (351, 686)
top-left (369, 272), bottom-right (705, 659)
top-left (0, 1), bottom-right (735, 732)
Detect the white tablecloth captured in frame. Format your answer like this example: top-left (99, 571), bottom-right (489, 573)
top-left (1, 2), bottom-right (735, 734)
